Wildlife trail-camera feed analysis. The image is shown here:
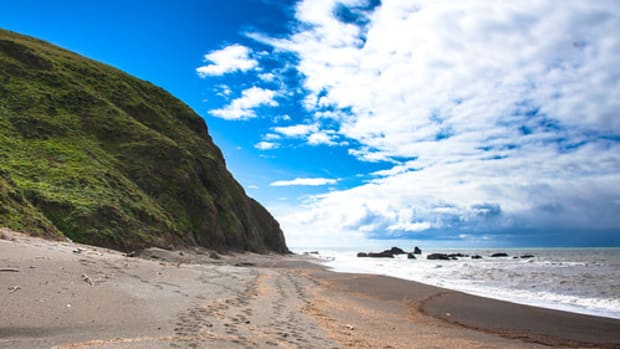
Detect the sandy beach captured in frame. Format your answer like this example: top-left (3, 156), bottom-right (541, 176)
top-left (1, 229), bottom-right (619, 349)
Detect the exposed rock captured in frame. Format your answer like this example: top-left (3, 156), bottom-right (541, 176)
top-left (367, 251), bottom-right (395, 258)
top-left (491, 253), bottom-right (509, 258)
top-left (407, 252), bottom-right (416, 259)
top-left (471, 255), bottom-right (483, 259)
top-left (520, 254), bottom-right (535, 259)
top-left (387, 247), bottom-right (406, 255)
top-left (427, 253), bottom-right (451, 260)
top-left (357, 247), bottom-right (407, 258)
top-left (413, 246), bottom-right (422, 254)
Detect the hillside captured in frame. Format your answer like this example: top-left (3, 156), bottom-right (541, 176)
top-left (0, 29), bottom-right (288, 253)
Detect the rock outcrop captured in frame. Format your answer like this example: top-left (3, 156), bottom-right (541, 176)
top-left (357, 246), bottom-right (407, 258)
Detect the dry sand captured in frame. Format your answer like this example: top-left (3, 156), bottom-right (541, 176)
top-left (1, 228), bottom-right (619, 349)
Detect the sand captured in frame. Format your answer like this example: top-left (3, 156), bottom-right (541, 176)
top-left (1, 228), bottom-right (619, 349)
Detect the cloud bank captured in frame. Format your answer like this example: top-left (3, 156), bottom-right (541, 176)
top-left (260, 0), bottom-right (620, 246)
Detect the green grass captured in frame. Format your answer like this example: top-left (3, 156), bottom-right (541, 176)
top-left (0, 29), bottom-right (288, 253)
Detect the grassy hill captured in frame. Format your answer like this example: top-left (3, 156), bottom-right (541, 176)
top-left (0, 29), bottom-right (288, 253)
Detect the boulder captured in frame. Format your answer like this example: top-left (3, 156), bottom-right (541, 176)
top-left (358, 247), bottom-right (406, 258)
top-left (520, 254), bottom-right (534, 259)
top-left (368, 251), bottom-right (395, 258)
top-left (407, 252), bottom-right (416, 259)
top-left (490, 252), bottom-right (509, 258)
top-left (471, 255), bottom-right (482, 259)
top-left (413, 246), bottom-right (422, 254)
top-left (387, 247), bottom-right (406, 255)
top-left (427, 253), bottom-right (451, 260)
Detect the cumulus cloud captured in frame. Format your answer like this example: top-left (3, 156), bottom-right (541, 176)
top-left (210, 87), bottom-right (279, 120)
top-left (253, 0), bottom-right (620, 245)
top-left (270, 123), bottom-right (339, 146)
top-left (273, 123), bottom-right (318, 137)
top-left (255, 141), bottom-right (280, 150)
top-left (259, 72), bottom-right (276, 82)
top-left (270, 177), bottom-right (339, 186)
top-left (196, 44), bottom-right (258, 77)
top-left (307, 131), bottom-right (336, 146)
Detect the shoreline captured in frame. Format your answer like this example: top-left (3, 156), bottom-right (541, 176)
top-left (307, 270), bottom-right (620, 348)
top-left (316, 248), bottom-right (620, 321)
top-left (1, 230), bottom-right (619, 348)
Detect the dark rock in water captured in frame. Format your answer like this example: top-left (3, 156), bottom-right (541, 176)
top-left (413, 246), bottom-right (422, 254)
top-left (491, 253), bottom-right (509, 257)
top-left (388, 247), bottom-right (406, 255)
top-left (367, 251), bottom-right (395, 258)
top-left (427, 253), bottom-right (451, 260)
top-left (471, 255), bottom-right (482, 259)
top-left (358, 247), bottom-right (405, 258)
top-left (520, 254), bottom-right (534, 259)
top-left (448, 253), bottom-right (468, 258)
top-left (309, 251), bottom-right (319, 255)
top-left (407, 252), bottom-right (416, 259)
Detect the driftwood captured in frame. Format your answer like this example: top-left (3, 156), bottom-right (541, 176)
top-left (0, 268), bottom-right (19, 272)
top-left (8, 285), bottom-right (20, 294)
top-left (81, 273), bottom-right (95, 286)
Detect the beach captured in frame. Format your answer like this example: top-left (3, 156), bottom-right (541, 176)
top-left (1, 229), bottom-right (619, 349)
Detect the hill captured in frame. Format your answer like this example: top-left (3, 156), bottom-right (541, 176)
top-left (0, 29), bottom-right (288, 253)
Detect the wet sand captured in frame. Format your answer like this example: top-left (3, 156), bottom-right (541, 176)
top-left (1, 228), bottom-right (619, 348)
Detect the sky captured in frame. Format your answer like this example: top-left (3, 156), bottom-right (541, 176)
top-left (1, 0), bottom-right (619, 248)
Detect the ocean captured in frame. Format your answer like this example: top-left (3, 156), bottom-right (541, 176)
top-left (302, 247), bottom-right (620, 320)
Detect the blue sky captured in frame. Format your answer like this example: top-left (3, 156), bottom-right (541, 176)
top-left (2, 0), bottom-right (619, 248)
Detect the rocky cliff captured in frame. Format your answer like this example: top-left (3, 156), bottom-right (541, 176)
top-left (0, 29), bottom-right (289, 253)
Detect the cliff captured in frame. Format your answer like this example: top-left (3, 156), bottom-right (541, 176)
top-left (0, 29), bottom-right (289, 253)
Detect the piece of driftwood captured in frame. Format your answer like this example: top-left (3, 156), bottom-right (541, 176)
top-left (0, 268), bottom-right (19, 272)
top-left (81, 273), bottom-right (95, 286)
top-left (8, 285), bottom-right (20, 294)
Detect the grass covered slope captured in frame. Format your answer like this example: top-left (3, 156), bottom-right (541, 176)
top-left (0, 29), bottom-right (288, 253)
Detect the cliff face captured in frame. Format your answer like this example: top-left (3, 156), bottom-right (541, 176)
top-left (0, 29), bottom-right (289, 253)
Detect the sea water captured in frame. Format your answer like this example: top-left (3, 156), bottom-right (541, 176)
top-left (302, 247), bottom-right (620, 320)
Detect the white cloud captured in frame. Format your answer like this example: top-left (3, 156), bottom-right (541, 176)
top-left (250, 0), bottom-right (620, 246)
top-left (215, 84), bottom-right (232, 96)
top-left (196, 44), bottom-right (258, 77)
top-left (263, 133), bottom-right (281, 140)
top-left (273, 123), bottom-right (318, 137)
top-left (270, 177), bottom-right (339, 186)
top-left (255, 141), bottom-right (280, 150)
top-left (259, 72), bottom-right (276, 82)
top-left (274, 114), bottom-right (292, 123)
top-left (271, 123), bottom-right (338, 146)
top-left (388, 221), bottom-right (432, 233)
top-left (210, 87), bottom-right (279, 120)
top-left (307, 131), bottom-right (336, 146)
